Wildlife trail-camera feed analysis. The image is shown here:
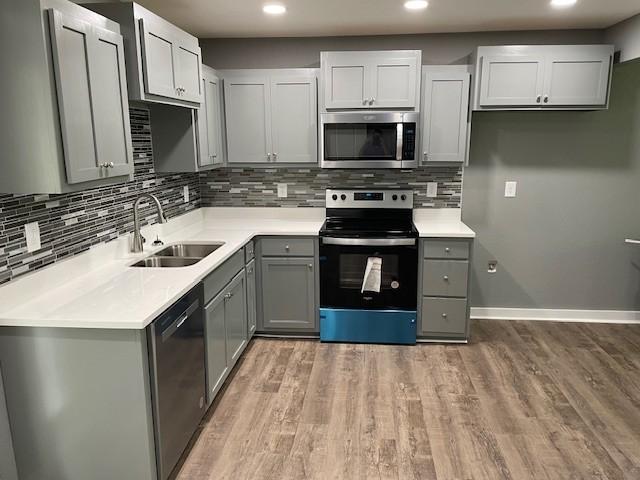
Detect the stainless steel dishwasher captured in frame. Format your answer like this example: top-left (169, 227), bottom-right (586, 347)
top-left (147, 285), bottom-right (206, 480)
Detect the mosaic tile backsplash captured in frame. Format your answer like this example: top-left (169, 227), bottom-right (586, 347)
top-left (0, 107), bottom-right (200, 286)
top-left (199, 167), bottom-right (463, 208)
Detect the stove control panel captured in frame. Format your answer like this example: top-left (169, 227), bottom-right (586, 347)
top-left (326, 189), bottom-right (414, 209)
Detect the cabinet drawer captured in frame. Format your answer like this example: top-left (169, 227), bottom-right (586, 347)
top-left (244, 241), bottom-right (255, 263)
top-left (203, 250), bottom-right (244, 304)
top-left (422, 260), bottom-right (468, 297)
top-left (261, 238), bottom-right (314, 257)
top-left (423, 240), bottom-right (469, 259)
top-left (421, 297), bottom-right (468, 335)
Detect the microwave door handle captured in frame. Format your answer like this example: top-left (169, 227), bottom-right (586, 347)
top-left (322, 237), bottom-right (416, 246)
top-left (396, 123), bottom-right (403, 161)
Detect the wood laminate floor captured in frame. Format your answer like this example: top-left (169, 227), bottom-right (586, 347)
top-left (175, 320), bottom-right (640, 480)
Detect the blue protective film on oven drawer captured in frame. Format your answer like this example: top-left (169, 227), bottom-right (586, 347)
top-left (320, 308), bottom-right (416, 345)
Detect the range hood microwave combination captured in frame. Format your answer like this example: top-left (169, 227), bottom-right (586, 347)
top-left (320, 112), bottom-right (419, 169)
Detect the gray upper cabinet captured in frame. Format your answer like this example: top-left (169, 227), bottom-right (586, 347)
top-left (0, 0), bottom-right (134, 194)
top-left (223, 69), bottom-right (318, 165)
top-left (49, 9), bottom-right (133, 184)
top-left (200, 66), bottom-right (225, 169)
top-left (321, 50), bottom-right (421, 111)
top-left (420, 66), bottom-right (471, 164)
top-left (86, 2), bottom-right (202, 107)
top-left (224, 73), bottom-right (272, 163)
top-left (260, 257), bottom-right (316, 331)
top-left (473, 45), bottom-right (614, 110)
top-left (270, 73), bottom-right (318, 164)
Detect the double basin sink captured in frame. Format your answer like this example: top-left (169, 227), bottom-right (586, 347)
top-left (132, 243), bottom-right (225, 268)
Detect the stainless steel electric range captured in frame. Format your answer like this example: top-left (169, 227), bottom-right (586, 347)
top-left (319, 189), bottom-right (418, 345)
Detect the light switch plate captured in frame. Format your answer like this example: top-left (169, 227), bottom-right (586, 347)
top-left (183, 186), bottom-right (189, 203)
top-left (426, 182), bottom-right (438, 198)
top-left (277, 183), bottom-right (288, 198)
top-left (504, 181), bottom-right (517, 198)
top-left (25, 222), bottom-right (41, 253)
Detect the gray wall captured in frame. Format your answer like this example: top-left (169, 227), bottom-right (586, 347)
top-left (605, 14), bottom-right (640, 63)
top-left (201, 30), bottom-right (603, 68)
top-left (463, 61), bottom-right (640, 311)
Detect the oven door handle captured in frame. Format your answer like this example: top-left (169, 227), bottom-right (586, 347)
top-left (321, 237), bottom-right (416, 246)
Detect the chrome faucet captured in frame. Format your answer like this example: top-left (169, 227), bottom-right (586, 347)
top-left (131, 194), bottom-right (167, 253)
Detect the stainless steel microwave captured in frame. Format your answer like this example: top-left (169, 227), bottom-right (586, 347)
top-left (320, 112), bottom-right (419, 169)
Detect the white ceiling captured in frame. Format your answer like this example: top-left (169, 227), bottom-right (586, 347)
top-left (137, 0), bottom-right (640, 38)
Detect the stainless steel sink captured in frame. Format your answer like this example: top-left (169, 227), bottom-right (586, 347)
top-left (131, 257), bottom-right (202, 268)
top-left (131, 242), bottom-right (225, 268)
top-left (154, 243), bottom-right (224, 258)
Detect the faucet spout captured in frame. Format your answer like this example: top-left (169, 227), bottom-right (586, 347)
top-left (131, 194), bottom-right (167, 253)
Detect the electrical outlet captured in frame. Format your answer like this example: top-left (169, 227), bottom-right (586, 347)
top-left (277, 183), bottom-right (288, 198)
top-left (426, 182), bottom-right (438, 198)
top-left (504, 181), bottom-right (517, 198)
top-left (183, 186), bottom-right (189, 203)
top-left (25, 222), bottom-right (41, 253)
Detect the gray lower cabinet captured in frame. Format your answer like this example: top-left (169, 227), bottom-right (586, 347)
top-left (0, 367), bottom-right (18, 480)
top-left (419, 238), bottom-right (473, 340)
top-left (260, 256), bottom-right (317, 332)
top-left (204, 269), bottom-right (247, 405)
top-left (246, 259), bottom-right (257, 338)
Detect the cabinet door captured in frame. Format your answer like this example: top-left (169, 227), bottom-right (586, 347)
top-left (421, 70), bottom-right (470, 163)
top-left (224, 76), bottom-right (272, 163)
top-left (270, 74), bottom-right (317, 164)
top-left (139, 18), bottom-right (178, 99)
top-left (198, 71), bottom-right (224, 168)
top-left (91, 25), bottom-right (134, 178)
top-left (49, 10), bottom-right (132, 184)
top-left (323, 52), bottom-right (367, 109)
top-left (205, 290), bottom-right (228, 405)
top-left (246, 260), bottom-right (257, 339)
top-left (174, 43), bottom-right (202, 103)
top-left (370, 54), bottom-right (419, 109)
top-left (543, 52), bottom-right (611, 106)
top-left (225, 271), bottom-right (247, 366)
top-left (261, 257), bottom-right (316, 331)
top-left (479, 55), bottom-right (545, 106)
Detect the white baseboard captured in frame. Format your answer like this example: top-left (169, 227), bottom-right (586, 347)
top-left (470, 307), bottom-right (640, 324)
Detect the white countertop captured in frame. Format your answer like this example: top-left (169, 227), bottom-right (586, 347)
top-left (0, 207), bottom-right (474, 330)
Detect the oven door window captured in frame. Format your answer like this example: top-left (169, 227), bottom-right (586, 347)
top-left (324, 123), bottom-right (398, 161)
top-left (320, 243), bottom-right (418, 310)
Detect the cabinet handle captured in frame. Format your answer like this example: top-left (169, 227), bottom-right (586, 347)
top-left (445, 247), bottom-right (451, 253)
top-left (543, 95), bottom-right (549, 104)
top-left (369, 98), bottom-right (375, 105)
top-left (443, 275), bottom-right (449, 282)
top-left (285, 245), bottom-right (290, 251)
top-left (536, 95), bottom-right (541, 103)
top-left (267, 153), bottom-right (272, 161)
top-left (248, 267), bottom-right (253, 273)
top-left (107, 162), bottom-right (114, 168)
top-left (442, 313), bottom-right (448, 319)
top-left (362, 98), bottom-right (369, 105)
top-left (423, 152), bottom-right (428, 161)
top-left (273, 153), bottom-right (278, 161)
top-left (224, 292), bottom-right (232, 300)
top-left (308, 264), bottom-right (313, 269)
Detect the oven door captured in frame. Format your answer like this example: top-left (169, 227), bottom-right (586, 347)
top-left (319, 237), bottom-right (418, 310)
top-left (320, 112), bottom-right (418, 169)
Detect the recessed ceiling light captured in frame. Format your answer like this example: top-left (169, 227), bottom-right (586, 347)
top-left (263, 4), bottom-right (286, 15)
top-left (404, 0), bottom-right (428, 10)
top-left (550, 0), bottom-right (577, 8)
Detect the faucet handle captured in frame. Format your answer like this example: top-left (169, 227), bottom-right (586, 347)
top-left (152, 236), bottom-right (164, 247)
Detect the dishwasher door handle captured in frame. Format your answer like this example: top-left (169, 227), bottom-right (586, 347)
top-left (161, 300), bottom-right (199, 342)
top-left (625, 239), bottom-right (640, 245)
